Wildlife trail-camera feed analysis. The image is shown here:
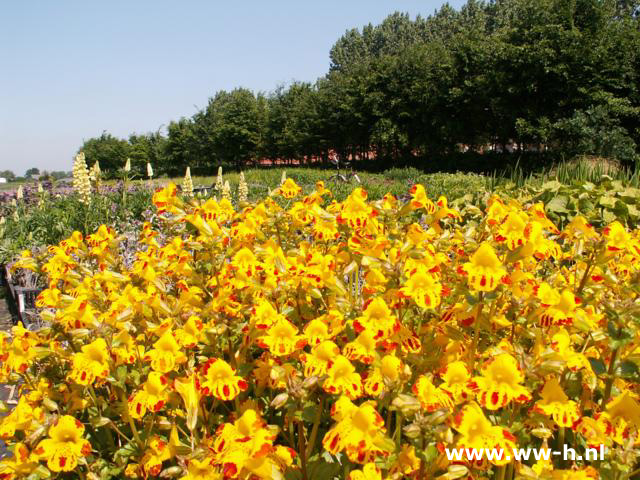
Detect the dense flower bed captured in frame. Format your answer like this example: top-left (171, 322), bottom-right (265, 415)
top-left (1, 179), bottom-right (639, 479)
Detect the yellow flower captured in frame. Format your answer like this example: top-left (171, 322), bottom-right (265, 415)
top-left (536, 284), bottom-right (580, 326)
top-left (603, 390), bottom-right (640, 444)
top-left (574, 415), bottom-right (611, 449)
top-left (323, 396), bottom-right (391, 464)
top-left (141, 436), bottom-right (171, 477)
top-left (111, 329), bottom-right (141, 366)
top-left (175, 315), bottom-right (204, 348)
top-left (348, 463), bottom-right (382, 480)
top-left (390, 444), bottom-right (421, 477)
top-left (550, 329), bottom-right (592, 372)
top-left (563, 215), bottom-right (599, 241)
top-left (175, 374), bottom-right (201, 431)
top-left (231, 247), bottom-right (260, 279)
top-left (128, 372), bottom-right (170, 419)
top-left (68, 338), bottom-right (110, 385)
top-left (301, 340), bottom-right (340, 377)
top-left (354, 297), bottom-right (398, 341)
top-left (250, 298), bottom-right (280, 330)
top-left (431, 196), bottom-right (462, 232)
top-left (145, 331), bottom-right (187, 373)
top-left (461, 242), bottom-right (506, 292)
top-left (289, 202), bottom-right (313, 226)
top-left (495, 211), bottom-right (528, 250)
top-left (152, 183), bottom-right (182, 214)
top-left (533, 378), bottom-right (580, 427)
top-left (408, 184), bottom-right (435, 213)
top-left (277, 178), bottom-right (302, 199)
top-left (323, 355), bottom-right (363, 399)
top-left (363, 267), bottom-right (388, 294)
top-left (199, 358), bottom-right (248, 401)
top-left (3, 328), bottom-right (38, 374)
top-left (454, 402), bottom-right (516, 466)
top-left (210, 409), bottom-right (290, 479)
top-left (344, 330), bottom-right (378, 365)
top-left (469, 353), bottom-right (531, 410)
top-left (35, 415), bottom-right (91, 472)
top-left (338, 187), bottom-right (377, 230)
top-left (303, 318), bottom-right (331, 346)
top-left (364, 355), bottom-right (403, 396)
top-left (412, 375), bottom-right (454, 412)
top-left (400, 265), bottom-right (442, 309)
top-left (257, 317), bottom-right (306, 356)
top-left (57, 294), bottom-right (97, 330)
top-left (0, 443), bottom-right (39, 478)
top-left (439, 360), bottom-right (473, 403)
top-left (312, 208), bottom-right (340, 241)
top-left (181, 457), bottom-right (221, 480)
top-left (603, 221), bottom-right (633, 252)
top-left (0, 396), bottom-right (44, 439)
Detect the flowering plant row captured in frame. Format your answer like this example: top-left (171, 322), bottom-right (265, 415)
top-left (1, 179), bottom-right (640, 480)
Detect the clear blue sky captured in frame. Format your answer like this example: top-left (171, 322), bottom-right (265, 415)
top-left (0, 0), bottom-right (464, 174)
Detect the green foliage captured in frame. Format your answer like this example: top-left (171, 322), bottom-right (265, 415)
top-left (0, 188), bottom-right (152, 264)
top-left (201, 88), bottom-right (267, 170)
top-left (25, 167), bottom-right (40, 178)
top-left (188, 167), bottom-right (486, 203)
top-left (80, 132), bottom-right (132, 177)
top-left (0, 170), bottom-right (16, 182)
top-left (499, 176), bottom-right (640, 229)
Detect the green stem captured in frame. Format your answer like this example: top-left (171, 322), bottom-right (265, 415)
top-left (109, 421), bottom-right (132, 444)
top-left (557, 427), bottom-right (566, 468)
top-left (496, 465), bottom-right (506, 480)
top-left (469, 293), bottom-right (485, 370)
top-left (306, 396), bottom-right (324, 458)
top-left (20, 372), bottom-right (37, 391)
top-left (602, 346), bottom-right (620, 408)
top-left (394, 412), bottom-right (403, 448)
top-left (419, 434), bottom-right (426, 479)
top-left (505, 461), bottom-right (514, 480)
top-left (298, 421), bottom-right (308, 480)
top-left (626, 467), bottom-right (640, 479)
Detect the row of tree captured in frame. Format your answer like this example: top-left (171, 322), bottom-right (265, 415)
top-left (0, 169), bottom-right (70, 182)
top-left (80, 0), bottom-right (640, 177)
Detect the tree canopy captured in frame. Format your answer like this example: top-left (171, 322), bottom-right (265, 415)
top-left (78, 0), bottom-right (640, 177)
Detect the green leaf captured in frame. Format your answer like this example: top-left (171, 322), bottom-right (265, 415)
top-left (589, 357), bottom-right (606, 375)
top-left (301, 404), bottom-right (317, 423)
top-left (540, 180), bottom-right (563, 192)
top-left (616, 360), bottom-right (639, 379)
top-left (308, 461), bottom-right (341, 479)
top-left (627, 204), bottom-right (640, 219)
top-left (602, 210), bottom-right (617, 224)
top-left (599, 196), bottom-right (617, 208)
top-left (545, 195), bottom-right (569, 213)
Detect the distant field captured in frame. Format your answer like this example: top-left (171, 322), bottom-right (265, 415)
top-left (1, 168), bottom-right (488, 202)
top-left (164, 167), bottom-right (488, 202)
top-left (0, 181), bottom-right (26, 192)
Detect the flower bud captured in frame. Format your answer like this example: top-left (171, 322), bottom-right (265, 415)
top-left (270, 393), bottom-right (289, 409)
